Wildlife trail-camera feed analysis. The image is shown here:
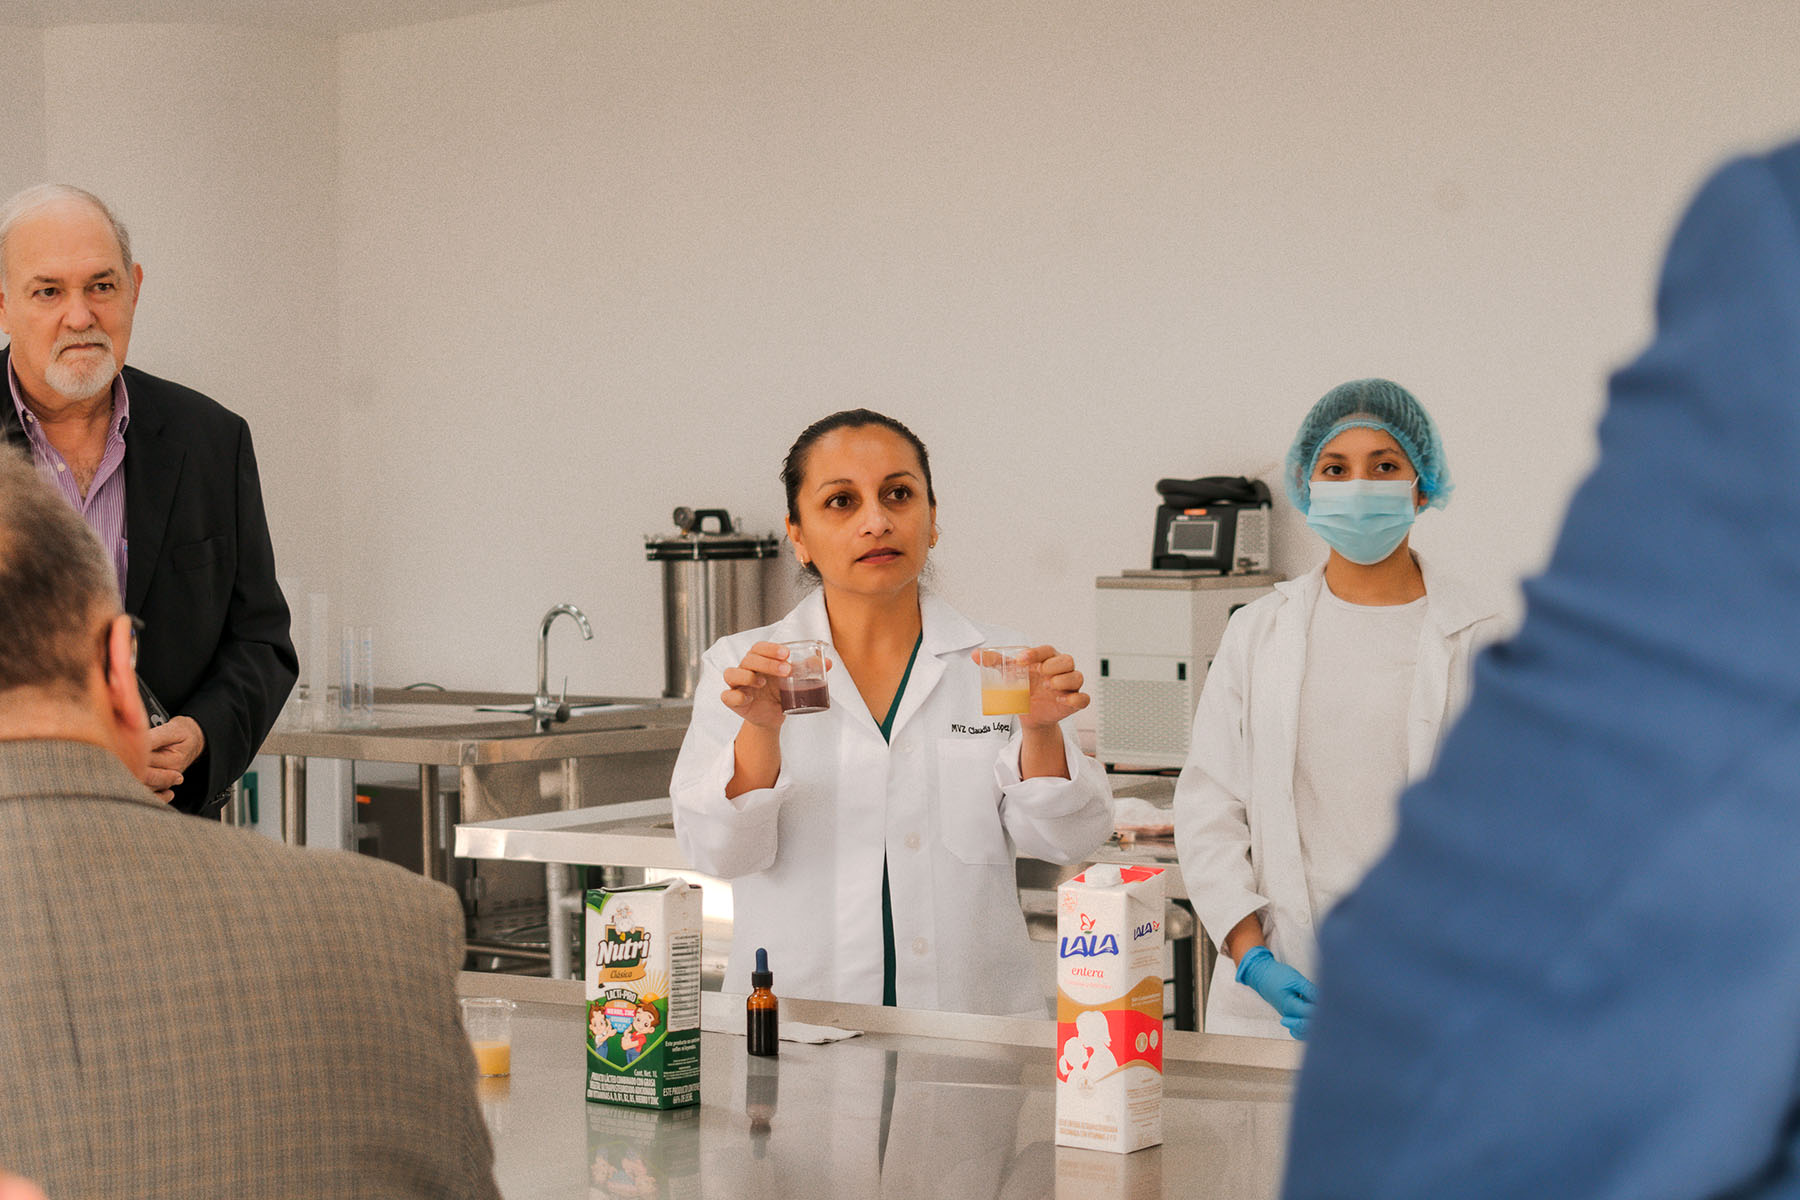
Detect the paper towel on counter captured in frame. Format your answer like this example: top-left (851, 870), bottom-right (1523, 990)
top-left (699, 1004), bottom-right (861, 1044)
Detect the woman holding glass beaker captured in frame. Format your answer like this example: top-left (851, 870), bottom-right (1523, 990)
top-left (670, 408), bottom-right (1112, 1016)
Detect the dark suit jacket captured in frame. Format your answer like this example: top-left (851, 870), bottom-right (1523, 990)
top-left (1, 348), bottom-right (298, 814)
top-left (1284, 145), bottom-right (1800, 1196)
top-left (0, 739), bottom-right (501, 1199)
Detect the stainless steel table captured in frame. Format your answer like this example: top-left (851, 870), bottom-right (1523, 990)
top-left (262, 688), bottom-right (691, 880)
top-left (459, 974), bottom-right (1297, 1200)
top-left (455, 791), bottom-right (1214, 1025)
top-left (454, 797), bottom-right (1187, 894)
top-left (456, 797), bottom-right (687, 871)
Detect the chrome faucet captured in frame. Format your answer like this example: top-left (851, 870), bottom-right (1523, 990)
top-left (533, 603), bottom-right (594, 732)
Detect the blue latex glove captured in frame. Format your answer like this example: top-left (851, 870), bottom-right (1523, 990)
top-left (1235, 946), bottom-right (1318, 1040)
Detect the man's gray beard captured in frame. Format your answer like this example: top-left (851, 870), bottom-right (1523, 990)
top-left (44, 349), bottom-right (117, 402)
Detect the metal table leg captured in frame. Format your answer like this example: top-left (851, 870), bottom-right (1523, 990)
top-left (546, 862), bottom-right (573, 980)
top-left (281, 755), bottom-right (307, 846)
top-left (539, 756), bottom-right (587, 978)
top-left (420, 765), bottom-right (443, 881)
top-left (1173, 937), bottom-right (1196, 1031)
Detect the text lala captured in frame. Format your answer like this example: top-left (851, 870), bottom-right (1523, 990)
top-left (1058, 933), bottom-right (1120, 959)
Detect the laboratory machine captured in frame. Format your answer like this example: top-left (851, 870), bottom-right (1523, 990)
top-left (1097, 476), bottom-right (1280, 767)
top-left (1151, 476), bottom-right (1272, 574)
top-left (646, 507), bottom-right (779, 698)
top-left (1094, 572), bottom-right (1279, 768)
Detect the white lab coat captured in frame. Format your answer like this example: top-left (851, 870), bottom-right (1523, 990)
top-left (671, 590), bottom-right (1114, 1016)
top-left (1174, 558), bottom-right (1501, 1039)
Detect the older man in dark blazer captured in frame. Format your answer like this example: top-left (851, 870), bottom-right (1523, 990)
top-left (0, 452), bottom-right (499, 1198)
top-left (0, 183), bottom-right (295, 816)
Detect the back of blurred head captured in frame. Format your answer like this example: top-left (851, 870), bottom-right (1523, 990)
top-left (0, 452), bottom-right (147, 774)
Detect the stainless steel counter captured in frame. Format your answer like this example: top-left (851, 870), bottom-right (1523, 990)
top-left (262, 689), bottom-right (692, 768)
top-left (459, 974), bottom-right (1296, 1200)
top-left (454, 783), bottom-right (1205, 1004)
top-left (456, 798), bottom-right (689, 871)
top-left (260, 688), bottom-right (691, 880)
top-left (454, 796), bottom-right (1187, 896)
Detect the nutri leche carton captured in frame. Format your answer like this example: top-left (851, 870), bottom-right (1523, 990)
top-left (585, 1102), bottom-right (701, 1197)
top-left (585, 879), bottom-right (702, 1109)
top-left (1055, 863), bottom-right (1165, 1153)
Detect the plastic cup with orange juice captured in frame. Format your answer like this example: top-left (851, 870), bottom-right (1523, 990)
top-left (460, 996), bottom-right (516, 1077)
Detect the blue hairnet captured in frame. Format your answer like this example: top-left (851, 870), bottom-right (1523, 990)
top-left (1284, 379), bottom-right (1452, 514)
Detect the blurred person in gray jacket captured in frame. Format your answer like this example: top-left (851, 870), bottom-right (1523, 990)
top-left (0, 451), bottom-right (498, 1199)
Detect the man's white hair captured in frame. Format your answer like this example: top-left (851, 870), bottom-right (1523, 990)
top-left (0, 184), bottom-right (134, 296)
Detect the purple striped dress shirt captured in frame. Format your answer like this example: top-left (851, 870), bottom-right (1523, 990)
top-left (8, 364), bottom-right (130, 599)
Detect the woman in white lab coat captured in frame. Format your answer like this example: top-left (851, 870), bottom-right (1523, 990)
top-left (670, 409), bottom-right (1113, 1016)
top-left (1175, 379), bottom-right (1501, 1041)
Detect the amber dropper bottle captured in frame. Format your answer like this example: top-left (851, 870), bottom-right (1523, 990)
top-left (747, 946), bottom-right (779, 1056)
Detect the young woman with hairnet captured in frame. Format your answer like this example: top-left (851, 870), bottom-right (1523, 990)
top-left (1173, 379), bottom-right (1502, 1041)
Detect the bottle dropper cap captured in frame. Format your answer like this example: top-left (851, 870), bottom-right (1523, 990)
top-left (751, 946), bottom-right (773, 988)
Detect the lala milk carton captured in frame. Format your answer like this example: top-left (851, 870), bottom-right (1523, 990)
top-left (1054, 863), bottom-right (1165, 1153)
top-left (585, 879), bottom-right (702, 1109)
top-left (1053, 1146), bottom-right (1164, 1200)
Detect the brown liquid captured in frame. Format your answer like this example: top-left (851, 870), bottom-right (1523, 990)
top-left (778, 681), bottom-right (830, 714)
top-left (747, 987), bottom-right (779, 1056)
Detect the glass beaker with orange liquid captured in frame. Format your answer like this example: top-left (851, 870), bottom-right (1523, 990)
top-left (979, 645), bottom-right (1033, 716)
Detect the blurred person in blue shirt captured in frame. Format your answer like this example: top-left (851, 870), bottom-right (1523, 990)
top-left (1284, 139), bottom-right (1800, 1199)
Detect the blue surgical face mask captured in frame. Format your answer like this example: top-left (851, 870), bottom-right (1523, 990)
top-left (1305, 479), bottom-right (1418, 565)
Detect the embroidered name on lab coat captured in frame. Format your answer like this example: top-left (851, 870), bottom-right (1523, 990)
top-left (948, 722), bottom-right (1007, 735)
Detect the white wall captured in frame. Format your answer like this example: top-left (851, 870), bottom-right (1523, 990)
top-left (334, 0), bottom-right (1800, 704)
top-left (14, 3), bottom-right (1800, 712)
top-left (34, 23), bottom-right (343, 653)
top-left (0, 28), bottom-right (46, 196)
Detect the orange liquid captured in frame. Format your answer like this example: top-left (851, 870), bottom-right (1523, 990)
top-left (472, 1040), bottom-right (511, 1077)
top-left (981, 686), bottom-right (1030, 716)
